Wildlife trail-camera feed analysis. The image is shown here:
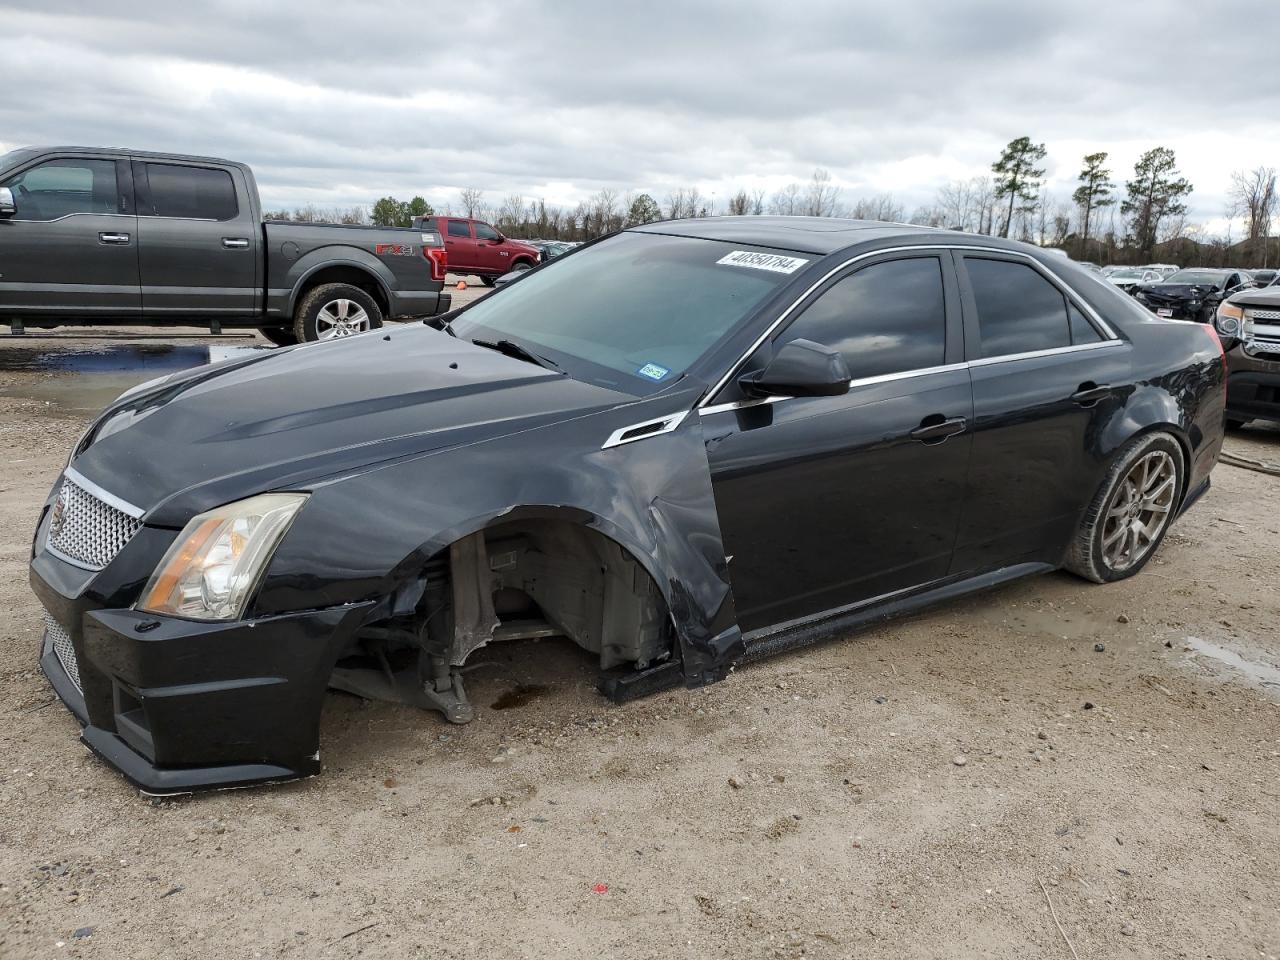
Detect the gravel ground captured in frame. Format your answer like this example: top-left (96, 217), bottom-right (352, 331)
top-left (0, 322), bottom-right (1277, 960)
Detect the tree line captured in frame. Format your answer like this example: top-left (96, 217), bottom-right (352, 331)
top-left (265, 143), bottom-right (1278, 268)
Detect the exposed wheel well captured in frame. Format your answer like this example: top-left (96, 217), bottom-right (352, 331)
top-left (345, 517), bottom-right (675, 675)
top-left (294, 266), bottom-right (389, 318)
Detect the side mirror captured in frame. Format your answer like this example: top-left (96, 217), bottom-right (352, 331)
top-left (0, 187), bottom-right (15, 217)
top-left (740, 339), bottom-right (851, 398)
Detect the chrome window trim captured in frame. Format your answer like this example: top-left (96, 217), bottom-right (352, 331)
top-left (698, 243), bottom-right (1120, 409)
top-left (601, 411), bottom-right (689, 450)
top-left (697, 343), bottom-right (1122, 417)
top-left (4, 212), bottom-right (134, 224)
top-left (63, 466), bottom-right (146, 519)
top-left (699, 361), bottom-right (970, 416)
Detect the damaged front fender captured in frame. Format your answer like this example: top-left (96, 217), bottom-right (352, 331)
top-left (253, 385), bottom-right (744, 689)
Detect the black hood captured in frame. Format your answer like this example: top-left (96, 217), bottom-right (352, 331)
top-left (1141, 283), bottom-right (1223, 302)
top-left (70, 326), bottom-right (644, 525)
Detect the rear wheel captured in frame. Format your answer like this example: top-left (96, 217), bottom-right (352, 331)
top-left (258, 326), bottom-right (299, 347)
top-left (293, 283), bottom-right (383, 342)
top-left (1065, 432), bottom-right (1184, 583)
top-left (480, 276), bottom-right (497, 288)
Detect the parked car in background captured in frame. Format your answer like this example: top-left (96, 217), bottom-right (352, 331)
top-left (1107, 267), bottom-right (1162, 293)
top-left (1134, 269), bottom-right (1252, 322)
top-left (1247, 269), bottom-right (1276, 288)
top-left (30, 216), bottom-right (1225, 792)
top-left (1143, 264), bottom-right (1180, 278)
top-left (0, 147), bottom-right (451, 344)
top-left (1214, 282), bottom-right (1280, 428)
top-left (413, 215), bottom-right (541, 286)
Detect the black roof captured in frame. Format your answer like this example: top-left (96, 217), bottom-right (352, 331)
top-left (631, 215), bottom-right (1035, 257)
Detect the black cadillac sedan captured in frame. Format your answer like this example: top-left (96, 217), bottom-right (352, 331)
top-left (31, 217), bottom-right (1226, 793)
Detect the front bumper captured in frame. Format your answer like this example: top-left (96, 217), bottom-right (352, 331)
top-left (1137, 298), bottom-right (1206, 321)
top-left (1225, 350), bottom-right (1280, 423)
top-left (32, 550), bottom-right (372, 794)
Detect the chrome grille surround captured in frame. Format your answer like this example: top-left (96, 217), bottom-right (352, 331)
top-left (45, 469), bottom-right (144, 571)
top-left (43, 611), bottom-right (81, 693)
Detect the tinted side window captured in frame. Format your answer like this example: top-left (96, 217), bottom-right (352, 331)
top-left (777, 257), bottom-right (947, 380)
top-left (447, 220), bottom-right (471, 238)
top-left (1, 158), bottom-right (120, 220)
top-left (474, 222), bottom-right (500, 241)
top-left (1068, 303), bottom-right (1102, 344)
top-left (144, 164), bottom-right (238, 220)
top-left (967, 258), bottom-right (1070, 357)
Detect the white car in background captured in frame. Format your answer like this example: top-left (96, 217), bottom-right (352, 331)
top-left (1107, 268), bottom-right (1162, 293)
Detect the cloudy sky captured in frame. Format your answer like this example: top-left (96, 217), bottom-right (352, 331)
top-left (2, 0), bottom-right (1275, 234)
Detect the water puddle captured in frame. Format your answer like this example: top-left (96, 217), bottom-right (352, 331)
top-left (1182, 635), bottom-right (1280, 697)
top-left (0, 343), bottom-right (271, 413)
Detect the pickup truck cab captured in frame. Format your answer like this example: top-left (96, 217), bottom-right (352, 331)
top-left (413, 215), bottom-right (541, 287)
top-left (0, 147), bottom-right (451, 344)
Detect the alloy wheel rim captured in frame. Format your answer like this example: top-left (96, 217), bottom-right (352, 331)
top-left (1100, 450), bottom-right (1176, 572)
top-left (316, 299), bottom-right (370, 339)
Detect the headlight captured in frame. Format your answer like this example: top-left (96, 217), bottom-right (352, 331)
top-left (139, 493), bottom-right (308, 621)
top-left (1215, 302), bottom-right (1244, 338)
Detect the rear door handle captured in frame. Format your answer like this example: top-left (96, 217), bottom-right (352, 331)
top-left (1071, 382), bottom-right (1112, 406)
top-left (99, 232), bottom-right (131, 244)
top-left (910, 415), bottom-right (967, 444)
top-left (222, 237), bottom-right (250, 249)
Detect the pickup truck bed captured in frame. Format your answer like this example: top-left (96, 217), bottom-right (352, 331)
top-left (0, 146), bottom-right (451, 343)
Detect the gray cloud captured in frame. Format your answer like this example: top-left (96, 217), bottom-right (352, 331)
top-left (1, 0), bottom-right (1274, 227)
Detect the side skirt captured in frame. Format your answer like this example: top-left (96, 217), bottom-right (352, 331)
top-left (741, 562), bottom-right (1054, 664)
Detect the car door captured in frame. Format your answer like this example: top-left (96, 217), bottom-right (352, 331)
top-left (701, 252), bottom-right (972, 634)
top-left (473, 220), bottom-right (509, 272)
top-left (445, 219), bottom-right (477, 271)
top-left (949, 251), bottom-right (1131, 574)
top-left (0, 155), bottom-right (139, 319)
top-left (134, 160), bottom-right (259, 319)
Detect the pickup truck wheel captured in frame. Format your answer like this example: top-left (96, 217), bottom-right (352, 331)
top-left (480, 276), bottom-right (497, 288)
top-left (1064, 432), bottom-right (1184, 584)
top-left (259, 327), bottom-right (299, 347)
top-left (294, 283), bottom-right (383, 342)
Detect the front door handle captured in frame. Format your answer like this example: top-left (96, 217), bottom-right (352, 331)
top-left (1071, 382), bottom-right (1112, 407)
top-left (99, 232), bottom-right (131, 244)
top-left (222, 237), bottom-right (250, 249)
top-left (910, 414), bottom-right (967, 444)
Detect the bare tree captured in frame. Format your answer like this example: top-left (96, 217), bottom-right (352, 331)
top-left (496, 193), bottom-right (525, 232)
top-left (1229, 166), bottom-right (1278, 265)
top-left (459, 187), bottom-right (484, 219)
top-left (768, 182), bottom-right (803, 216)
top-left (849, 193), bottom-right (904, 223)
top-left (803, 168), bottom-right (840, 217)
top-left (726, 190), bottom-right (750, 216)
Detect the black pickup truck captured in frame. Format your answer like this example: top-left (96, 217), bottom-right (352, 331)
top-left (0, 147), bottom-right (451, 344)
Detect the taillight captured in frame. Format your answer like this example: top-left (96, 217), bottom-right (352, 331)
top-left (424, 245), bottom-right (447, 282)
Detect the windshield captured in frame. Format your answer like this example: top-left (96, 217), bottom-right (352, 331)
top-left (1165, 270), bottom-right (1226, 286)
top-left (449, 231), bottom-right (801, 394)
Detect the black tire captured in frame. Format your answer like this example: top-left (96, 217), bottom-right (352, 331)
top-left (1064, 432), bottom-right (1185, 584)
top-left (510, 260), bottom-right (534, 273)
top-left (258, 326), bottom-right (299, 347)
top-left (480, 276), bottom-right (497, 288)
top-left (293, 283), bottom-right (383, 342)
top-left (1226, 418), bottom-right (1248, 430)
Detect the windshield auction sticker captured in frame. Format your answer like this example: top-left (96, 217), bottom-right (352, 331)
top-left (716, 250), bottom-right (810, 274)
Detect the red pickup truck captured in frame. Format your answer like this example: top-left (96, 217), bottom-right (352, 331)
top-left (413, 216), bottom-right (541, 286)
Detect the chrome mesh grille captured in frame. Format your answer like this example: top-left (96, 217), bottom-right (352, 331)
top-left (1246, 308), bottom-right (1280, 321)
top-left (43, 612), bottom-right (81, 693)
top-left (46, 475), bottom-right (142, 570)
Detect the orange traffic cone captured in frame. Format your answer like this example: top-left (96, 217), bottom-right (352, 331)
top-left (455, 280), bottom-right (467, 290)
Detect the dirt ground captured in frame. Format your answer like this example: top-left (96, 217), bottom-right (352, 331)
top-left (0, 320), bottom-right (1277, 960)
